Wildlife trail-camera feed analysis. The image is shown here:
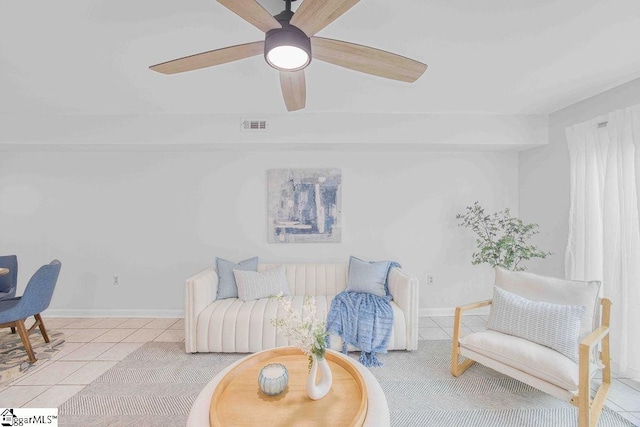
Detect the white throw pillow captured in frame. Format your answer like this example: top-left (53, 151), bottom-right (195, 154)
top-left (487, 286), bottom-right (586, 362)
top-left (233, 266), bottom-right (291, 301)
top-left (494, 267), bottom-right (600, 341)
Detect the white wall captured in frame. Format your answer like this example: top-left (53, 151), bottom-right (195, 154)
top-left (519, 77), bottom-right (640, 277)
top-left (0, 150), bottom-right (517, 316)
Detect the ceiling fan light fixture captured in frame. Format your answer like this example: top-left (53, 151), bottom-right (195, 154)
top-left (150, 0), bottom-right (428, 112)
top-left (264, 25), bottom-right (311, 71)
top-left (267, 45), bottom-right (309, 70)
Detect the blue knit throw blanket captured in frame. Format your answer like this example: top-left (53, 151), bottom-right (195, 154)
top-left (325, 262), bottom-right (399, 367)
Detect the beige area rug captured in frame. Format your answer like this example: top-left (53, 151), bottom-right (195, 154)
top-left (0, 328), bottom-right (65, 386)
top-left (59, 340), bottom-right (636, 427)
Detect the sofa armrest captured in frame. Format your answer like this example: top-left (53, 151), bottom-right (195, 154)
top-left (388, 267), bottom-right (419, 351)
top-left (185, 267), bottom-right (218, 353)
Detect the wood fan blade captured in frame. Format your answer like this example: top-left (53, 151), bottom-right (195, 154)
top-left (311, 37), bottom-right (427, 83)
top-left (280, 70), bottom-right (306, 111)
top-left (290, 0), bottom-right (359, 37)
top-left (150, 41), bottom-right (265, 75)
top-left (217, 0), bottom-right (281, 33)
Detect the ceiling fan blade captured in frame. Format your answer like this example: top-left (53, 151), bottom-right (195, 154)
top-left (150, 41), bottom-right (265, 75)
top-left (217, 0), bottom-right (281, 33)
top-left (311, 37), bottom-right (427, 83)
top-left (280, 70), bottom-right (306, 111)
top-left (290, 0), bottom-right (359, 37)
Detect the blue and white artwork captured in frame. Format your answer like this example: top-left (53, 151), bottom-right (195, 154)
top-left (268, 169), bottom-right (342, 243)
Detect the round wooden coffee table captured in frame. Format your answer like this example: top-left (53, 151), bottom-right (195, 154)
top-left (209, 347), bottom-right (367, 427)
top-left (187, 348), bottom-right (389, 427)
top-left (0, 268), bottom-right (8, 276)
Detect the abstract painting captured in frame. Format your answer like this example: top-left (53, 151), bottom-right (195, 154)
top-left (268, 169), bottom-right (342, 243)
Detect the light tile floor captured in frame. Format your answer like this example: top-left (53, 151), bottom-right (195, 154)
top-left (0, 315), bottom-right (638, 425)
top-left (0, 316), bottom-right (184, 408)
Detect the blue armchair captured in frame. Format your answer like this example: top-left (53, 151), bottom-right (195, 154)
top-left (0, 260), bottom-right (61, 363)
top-left (0, 255), bottom-right (18, 300)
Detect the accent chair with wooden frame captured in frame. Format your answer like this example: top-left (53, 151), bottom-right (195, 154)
top-left (0, 260), bottom-right (61, 363)
top-left (451, 267), bottom-right (611, 427)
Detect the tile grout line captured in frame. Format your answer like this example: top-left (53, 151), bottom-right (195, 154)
top-left (11, 384), bottom-right (55, 407)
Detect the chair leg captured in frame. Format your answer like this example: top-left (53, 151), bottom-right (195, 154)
top-left (10, 326), bottom-right (16, 334)
top-left (576, 327), bottom-right (611, 427)
top-left (451, 307), bottom-right (475, 377)
top-left (15, 319), bottom-right (37, 364)
top-left (34, 313), bottom-right (50, 343)
top-left (451, 350), bottom-right (475, 377)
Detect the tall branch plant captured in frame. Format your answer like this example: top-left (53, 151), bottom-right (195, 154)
top-left (456, 202), bottom-right (550, 271)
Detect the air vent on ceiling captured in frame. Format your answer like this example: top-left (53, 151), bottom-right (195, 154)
top-left (241, 119), bottom-right (268, 131)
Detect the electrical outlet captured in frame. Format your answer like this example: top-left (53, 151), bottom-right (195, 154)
top-left (113, 275), bottom-right (120, 286)
top-left (426, 275), bottom-right (434, 285)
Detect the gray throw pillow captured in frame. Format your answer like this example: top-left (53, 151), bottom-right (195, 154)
top-left (233, 266), bottom-right (291, 301)
top-left (215, 257), bottom-right (258, 300)
top-left (488, 286), bottom-right (586, 362)
top-left (345, 256), bottom-right (390, 297)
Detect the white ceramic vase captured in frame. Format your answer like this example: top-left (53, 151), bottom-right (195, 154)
top-left (306, 353), bottom-right (332, 400)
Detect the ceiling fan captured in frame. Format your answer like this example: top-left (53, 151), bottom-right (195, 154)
top-left (149, 0), bottom-right (428, 111)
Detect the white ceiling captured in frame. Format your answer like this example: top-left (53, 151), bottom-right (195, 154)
top-left (1, 0), bottom-right (640, 115)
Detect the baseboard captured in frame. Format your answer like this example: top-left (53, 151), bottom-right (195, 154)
top-left (43, 308), bottom-right (184, 318)
top-left (420, 306), bottom-right (490, 317)
top-left (611, 361), bottom-right (639, 379)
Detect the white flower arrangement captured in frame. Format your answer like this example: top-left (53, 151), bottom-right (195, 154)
top-left (270, 294), bottom-right (328, 369)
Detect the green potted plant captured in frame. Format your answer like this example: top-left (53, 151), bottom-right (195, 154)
top-left (456, 202), bottom-right (550, 271)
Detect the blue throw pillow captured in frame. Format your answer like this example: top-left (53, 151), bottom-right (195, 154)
top-left (345, 256), bottom-right (391, 297)
top-left (215, 257), bottom-right (258, 300)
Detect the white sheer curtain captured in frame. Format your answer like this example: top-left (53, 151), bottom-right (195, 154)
top-left (566, 103), bottom-right (640, 380)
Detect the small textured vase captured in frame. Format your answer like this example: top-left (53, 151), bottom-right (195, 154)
top-left (306, 354), bottom-right (332, 400)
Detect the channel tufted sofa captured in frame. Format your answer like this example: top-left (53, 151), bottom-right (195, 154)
top-left (185, 263), bottom-right (419, 353)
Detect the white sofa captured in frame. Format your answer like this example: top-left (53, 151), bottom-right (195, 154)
top-left (185, 263), bottom-right (419, 353)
